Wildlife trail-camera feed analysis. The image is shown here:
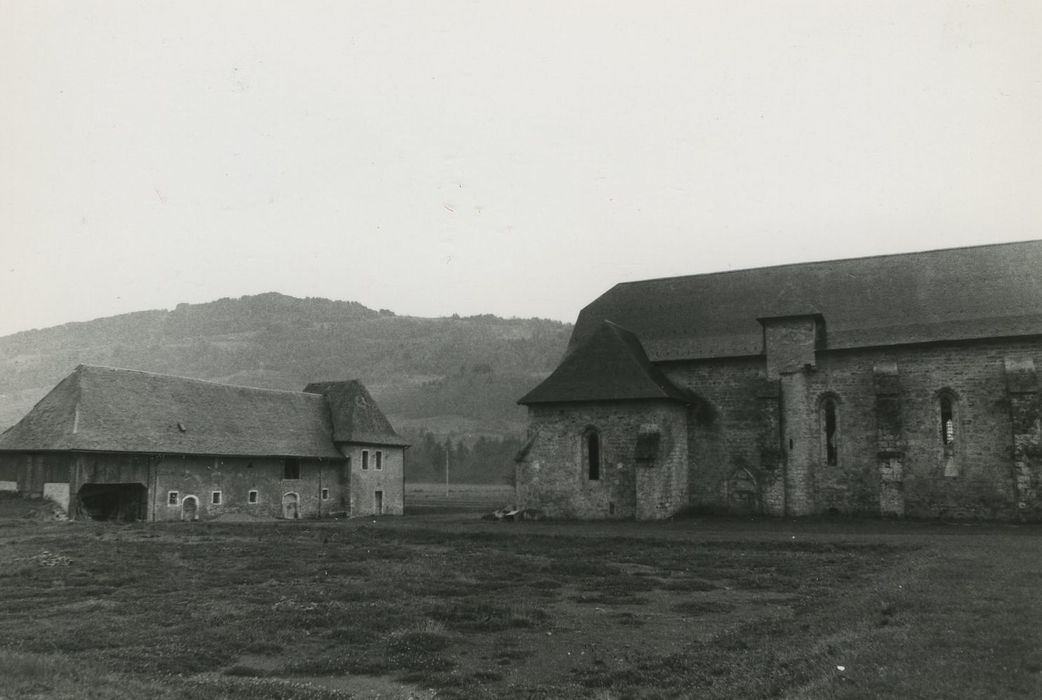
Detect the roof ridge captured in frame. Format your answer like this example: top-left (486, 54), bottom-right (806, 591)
top-left (613, 239), bottom-right (1042, 288)
top-left (75, 364), bottom-right (323, 398)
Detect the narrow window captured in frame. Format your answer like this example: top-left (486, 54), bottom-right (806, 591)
top-left (321, 488), bottom-right (329, 500)
top-left (823, 399), bottom-right (838, 466)
top-left (586, 430), bottom-right (600, 481)
top-left (362, 450), bottom-right (370, 470)
top-left (283, 459), bottom-right (300, 480)
top-left (940, 396), bottom-right (955, 445)
top-left (375, 450), bottom-right (383, 470)
top-left (168, 491), bottom-right (179, 506)
top-left (211, 491), bottom-right (222, 505)
top-left (248, 490), bottom-right (258, 504)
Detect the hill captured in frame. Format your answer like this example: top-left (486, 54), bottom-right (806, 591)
top-left (0, 293), bottom-right (572, 480)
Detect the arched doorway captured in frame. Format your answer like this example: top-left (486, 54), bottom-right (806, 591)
top-left (181, 495), bottom-right (199, 521)
top-left (282, 492), bottom-right (299, 519)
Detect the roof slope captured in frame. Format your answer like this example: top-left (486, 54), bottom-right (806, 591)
top-left (570, 240), bottom-right (1042, 361)
top-left (519, 321), bottom-right (693, 405)
top-left (303, 381), bottom-right (408, 446)
top-left (0, 365), bottom-right (343, 458)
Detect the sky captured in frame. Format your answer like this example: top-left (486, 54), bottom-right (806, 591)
top-left (1, 1), bottom-right (1040, 337)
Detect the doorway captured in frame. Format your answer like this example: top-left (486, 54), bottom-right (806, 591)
top-left (181, 495), bottom-right (199, 521)
top-left (374, 490), bottom-right (384, 515)
top-left (282, 492), bottom-right (300, 519)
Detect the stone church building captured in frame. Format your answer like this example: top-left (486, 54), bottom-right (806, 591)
top-left (0, 365), bottom-right (407, 521)
top-left (516, 241), bottom-right (1042, 521)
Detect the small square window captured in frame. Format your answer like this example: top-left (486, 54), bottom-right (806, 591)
top-left (375, 451), bottom-right (383, 470)
top-left (211, 491), bottom-right (222, 505)
top-left (361, 450), bottom-right (369, 470)
top-left (321, 488), bottom-right (329, 500)
top-left (168, 491), bottom-right (179, 506)
top-left (248, 490), bottom-right (258, 504)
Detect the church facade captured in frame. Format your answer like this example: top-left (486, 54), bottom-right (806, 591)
top-left (516, 241), bottom-right (1042, 521)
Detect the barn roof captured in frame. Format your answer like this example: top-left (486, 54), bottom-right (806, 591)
top-left (518, 321), bottom-right (693, 405)
top-left (569, 240), bottom-right (1042, 361)
top-left (0, 365), bottom-right (351, 458)
top-left (303, 381), bottom-right (408, 447)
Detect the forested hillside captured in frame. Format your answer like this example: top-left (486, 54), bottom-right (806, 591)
top-left (0, 293), bottom-right (571, 482)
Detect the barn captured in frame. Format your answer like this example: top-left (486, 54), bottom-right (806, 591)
top-left (516, 240), bottom-right (1042, 521)
top-left (0, 365), bottom-right (407, 521)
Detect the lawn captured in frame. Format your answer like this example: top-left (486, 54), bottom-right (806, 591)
top-left (0, 496), bottom-right (1040, 699)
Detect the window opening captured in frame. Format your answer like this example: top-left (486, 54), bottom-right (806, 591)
top-left (823, 399), bottom-right (838, 466)
top-left (167, 491), bottom-right (179, 506)
top-left (248, 490), bottom-right (258, 504)
top-left (321, 488), bottom-right (329, 500)
top-left (362, 450), bottom-right (370, 470)
top-left (585, 430), bottom-right (600, 480)
top-left (283, 459), bottom-right (300, 480)
top-left (375, 450), bottom-right (383, 470)
top-left (211, 491), bottom-right (222, 505)
top-left (940, 396), bottom-right (955, 445)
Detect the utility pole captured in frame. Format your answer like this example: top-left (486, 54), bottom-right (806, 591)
top-left (445, 450), bottom-right (449, 497)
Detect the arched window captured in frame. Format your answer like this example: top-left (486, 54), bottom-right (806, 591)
top-left (820, 395), bottom-right (840, 466)
top-left (940, 394), bottom-right (956, 446)
top-left (583, 428), bottom-right (601, 481)
top-left (937, 390), bottom-right (960, 477)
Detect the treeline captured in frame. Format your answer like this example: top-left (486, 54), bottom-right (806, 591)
top-left (402, 430), bottom-right (521, 485)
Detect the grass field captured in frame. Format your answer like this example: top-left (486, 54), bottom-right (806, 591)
top-left (405, 482), bottom-right (515, 513)
top-left (1, 495), bottom-right (1040, 698)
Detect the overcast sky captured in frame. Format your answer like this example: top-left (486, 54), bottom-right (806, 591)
top-left (1, 1), bottom-right (1039, 337)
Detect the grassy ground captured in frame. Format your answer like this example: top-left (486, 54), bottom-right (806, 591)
top-left (405, 483), bottom-right (515, 514)
top-left (0, 495), bottom-right (1040, 699)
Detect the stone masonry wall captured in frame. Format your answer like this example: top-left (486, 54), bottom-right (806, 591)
top-left (662, 337), bottom-right (1042, 519)
top-left (0, 452), bottom-right (348, 521)
top-left (661, 358), bottom-right (778, 514)
top-left (342, 445), bottom-right (405, 516)
top-left (517, 400), bottom-right (688, 520)
top-left (151, 456), bottom-right (343, 521)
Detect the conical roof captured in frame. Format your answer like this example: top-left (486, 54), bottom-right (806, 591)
top-left (518, 321), bottom-right (692, 405)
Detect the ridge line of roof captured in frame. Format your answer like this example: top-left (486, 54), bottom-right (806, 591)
top-left (611, 239), bottom-right (1042, 288)
top-left (74, 364), bottom-right (326, 399)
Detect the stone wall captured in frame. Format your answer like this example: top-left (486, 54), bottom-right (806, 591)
top-left (661, 336), bottom-right (1042, 519)
top-left (516, 400), bottom-right (688, 520)
top-left (151, 455), bottom-right (342, 521)
top-left (341, 444), bottom-right (405, 516)
top-left (0, 451), bottom-right (349, 521)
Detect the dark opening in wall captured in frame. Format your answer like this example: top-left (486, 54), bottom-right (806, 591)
top-left (823, 399), bottom-right (838, 466)
top-left (283, 459), bottom-right (301, 480)
top-left (77, 483), bottom-right (147, 522)
top-left (586, 429), bottom-right (601, 480)
top-left (940, 396), bottom-right (955, 445)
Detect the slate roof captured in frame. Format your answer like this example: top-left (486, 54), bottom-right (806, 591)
top-left (0, 365), bottom-right (386, 458)
top-left (303, 381), bottom-right (408, 447)
top-left (518, 321), bottom-right (693, 405)
top-left (569, 241), bottom-right (1042, 361)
